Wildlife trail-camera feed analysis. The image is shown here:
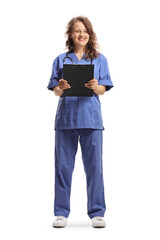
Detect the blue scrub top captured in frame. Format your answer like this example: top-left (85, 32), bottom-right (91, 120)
top-left (47, 51), bottom-right (113, 130)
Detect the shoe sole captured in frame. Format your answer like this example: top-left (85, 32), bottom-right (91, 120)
top-left (93, 226), bottom-right (106, 228)
top-left (52, 226), bottom-right (66, 228)
top-left (92, 224), bottom-right (106, 228)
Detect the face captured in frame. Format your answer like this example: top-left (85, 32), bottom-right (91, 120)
top-left (70, 21), bottom-right (89, 48)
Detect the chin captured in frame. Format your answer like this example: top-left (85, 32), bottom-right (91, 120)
top-left (77, 41), bottom-right (88, 47)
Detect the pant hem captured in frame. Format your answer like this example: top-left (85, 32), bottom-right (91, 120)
top-left (88, 211), bottom-right (105, 219)
top-left (54, 212), bottom-right (69, 218)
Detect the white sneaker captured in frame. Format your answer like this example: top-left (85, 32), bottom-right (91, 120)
top-left (92, 216), bottom-right (106, 228)
top-left (52, 216), bottom-right (67, 228)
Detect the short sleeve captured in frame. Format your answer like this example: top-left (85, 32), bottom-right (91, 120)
top-left (98, 54), bottom-right (114, 91)
top-left (47, 56), bottom-right (59, 91)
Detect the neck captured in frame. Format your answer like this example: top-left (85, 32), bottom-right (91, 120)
top-left (74, 45), bottom-right (86, 55)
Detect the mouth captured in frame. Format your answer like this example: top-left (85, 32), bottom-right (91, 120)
top-left (78, 37), bottom-right (87, 41)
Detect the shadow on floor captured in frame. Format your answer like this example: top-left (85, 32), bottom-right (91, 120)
top-left (67, 222), bottom-right (91, 228)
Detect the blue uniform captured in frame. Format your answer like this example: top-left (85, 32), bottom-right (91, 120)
top-left (47, 51), bottom-right (113, 130)
top-left (48, 51), bottom-right (113, 219)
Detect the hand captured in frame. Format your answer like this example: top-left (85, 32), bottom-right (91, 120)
top-left (58, 79), bottom-right (71, 90)
top-left (85, 78), bottom-right (98, 90)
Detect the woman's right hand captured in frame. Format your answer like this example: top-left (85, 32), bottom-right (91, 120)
top-left (58, 79), bottom-right (71, 90)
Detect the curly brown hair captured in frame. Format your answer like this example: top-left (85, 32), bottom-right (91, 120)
top-left (65, 16), bottom-right (100, 60)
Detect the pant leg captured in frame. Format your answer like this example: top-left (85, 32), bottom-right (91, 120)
top-left (79, 129), bottom-right (106, 219)
top-left (54, 129), bottom-right (79, 218)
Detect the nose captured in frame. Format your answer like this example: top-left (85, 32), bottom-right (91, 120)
top-left (79, 32), bottom-right (85, 37)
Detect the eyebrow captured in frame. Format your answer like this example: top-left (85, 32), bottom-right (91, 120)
top-left (75, 28), bottom-right (87, 31)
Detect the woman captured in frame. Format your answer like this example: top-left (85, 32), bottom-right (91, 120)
top-left (47, 16), bottom-right (113, 228)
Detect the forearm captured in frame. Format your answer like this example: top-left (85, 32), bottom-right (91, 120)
top-left (53, 86), bottom-right (64, 96)
top-left (93, 85), bottom-right (106, 95)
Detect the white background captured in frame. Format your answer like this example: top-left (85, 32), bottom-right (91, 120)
top-left (0, 0), bottom-right (160, 239)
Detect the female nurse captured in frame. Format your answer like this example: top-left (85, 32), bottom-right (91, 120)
top-left (47, 16), bottom-right (113, 228)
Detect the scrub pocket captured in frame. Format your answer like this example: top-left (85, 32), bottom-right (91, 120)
top-left (55, 98), bottom-right (69, 127)
top-left (66, 99), bottom-right (78, 127)
top-left (91, 97), bottom-right (103, 125)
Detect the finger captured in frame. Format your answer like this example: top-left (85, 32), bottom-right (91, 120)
top-left (64, 85), bottom-right (71, 89)
top-left (86, 83), bottom-right (98, 87)
top-left (88, 78), bottom-right (97, 83)
top-left (85, 84), bottom-right (93, 89)
top-left (85, 83), bottom-right (98, 89)
top-left (59, 79), bottom-right (68, 83)
top-left (87, 85), bottom-right (97, 90)
top-left (59, 78), bottom-right (66, 81)
top-left (67, 84), bottom-right (71, 88)
top-left (88, 79), bottom-right (95, 83)
top-left (59, 82), bottom-right (69, 86)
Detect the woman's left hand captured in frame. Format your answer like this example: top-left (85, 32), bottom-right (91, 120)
top-left (85, 78), bottom-right (98, 90)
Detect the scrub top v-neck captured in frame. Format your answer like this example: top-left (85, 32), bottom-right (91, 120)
top-left (47, 51), bottom-right (113, 130)
top-left (72, 52), bottom-right (85, 62)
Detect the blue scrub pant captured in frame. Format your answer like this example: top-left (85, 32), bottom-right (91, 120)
top-left (54, 129), bottom-right (106, 219)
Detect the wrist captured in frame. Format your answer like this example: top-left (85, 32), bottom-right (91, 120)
top-left (93, 85), bottom-right (99, 94)
top-left (54, 86), bottom-right (64, 96)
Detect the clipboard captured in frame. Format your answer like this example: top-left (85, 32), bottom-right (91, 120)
top-left (62, 53), bottom-right (94, 97)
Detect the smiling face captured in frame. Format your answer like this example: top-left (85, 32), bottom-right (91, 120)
top-left (70, 21), bottom-right (89, 49)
